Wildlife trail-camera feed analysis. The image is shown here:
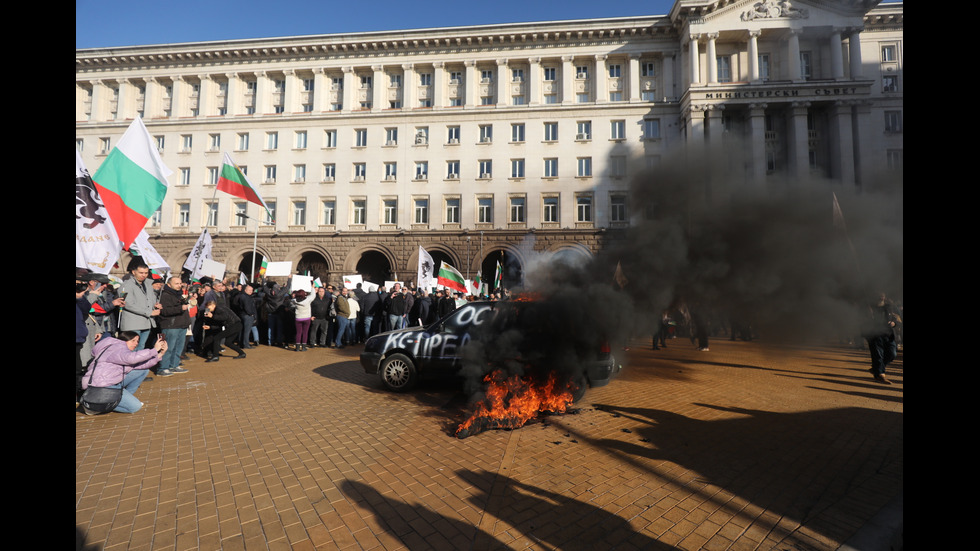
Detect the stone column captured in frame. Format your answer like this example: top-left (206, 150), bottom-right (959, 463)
top-left (402, 63), bottom-right (415, 109)
top-left (628, 54), bottom-right (641, 102)
top-left (464, 60), bottom-right (477, 108)
top-left (689, 35), bottom-right (701, 86)
top-left (255, 71), bottom-right (273, 115)
top-left (663, 53), bottom-right (675, 100)
top-left (561, 55), bottom-right (574, 105)
top-left (372, 65), bottom-right (385, 112)
top-left (828, 100), bottom-right (855, 184)
top-left (118, 78), bottom-right (137, 120)
top-left (852, 100), bottom-right (872, 187)
top-left (341, 67), bottom-right (354, 113)
top-left (198, 74), bottom-right (214, 117)
top-left (686, 104), bottom-right (707, 146)
top-left (496, 59), bottom-right (508, 106)
top-left (706, 33), bottom-right (718, 84)
top-left (747, 103), bottom-right (768, 184)
top-left (705, 104), bottom-right (724, 145)
top-left (595, 54), bottom-right (607, 103)
top-left (528, 57), bottom-right (541, 106)
top-left (144, 77), bottom-right (163, 119)
top-left (225, 73), bottom-right (241, 116)
top-left (432, 61), bottom-right (445, 108)
top-left (830, 28), bottom-right (845, 80)
top-left (312, 68), bottom-right (326, 112)
top-left (283, 69), bottom-right (300, 113)
top-left (748, 31), bottom-right (761, 83)
top-left (787, 101), bottom-right (811, 181)
top-left (788, 30), bottom-right (803, 82)
top-left (848, 28), bottom-right (864, 79)
top-left (89, 80), bottom-right (108, 121)
top-left (171, 76), bottom-right (188, 118)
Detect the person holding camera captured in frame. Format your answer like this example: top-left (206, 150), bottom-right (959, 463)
top-left (80, 330), bottom-right (167, 414)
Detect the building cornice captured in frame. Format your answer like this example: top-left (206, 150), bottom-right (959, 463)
top-left (76, 16), bottom-right (675, 72)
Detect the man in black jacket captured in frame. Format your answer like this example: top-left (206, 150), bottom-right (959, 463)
top-left (235, 283), bottom-right (259, 348)
top-left (360, 287), bottom-right (380, 340)
top-left (158, 276), bottom-right (192, 376)
top-left (309, 287), bottom-right (332, 347)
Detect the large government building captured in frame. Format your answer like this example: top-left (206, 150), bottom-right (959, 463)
top-left (75, 0), bottom-right (903, 287)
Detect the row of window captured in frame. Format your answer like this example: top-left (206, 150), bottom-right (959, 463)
top-left (174, 155), bottom-right (619, 186)
top-left (163, 193), bottom-right (628, 228)
top-left (105, 119), bottom-right (659, 156)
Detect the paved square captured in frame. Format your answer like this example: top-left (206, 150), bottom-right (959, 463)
top-left (77, 337), bottom-right (902, 550)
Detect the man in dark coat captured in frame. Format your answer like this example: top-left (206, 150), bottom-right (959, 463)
top-left (158, 276), bottom-right (192, 375)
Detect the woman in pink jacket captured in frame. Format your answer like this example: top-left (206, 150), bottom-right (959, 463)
top-left (80, 330), bottom-right (167, 414)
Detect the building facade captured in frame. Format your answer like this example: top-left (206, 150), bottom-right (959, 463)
top-left (75, 0), bottom-right (902, 286)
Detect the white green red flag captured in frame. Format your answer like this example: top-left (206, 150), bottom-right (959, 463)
top-left (468, 271), bottom-right (481, 296)
top-left (91, 117), bottom-right (172, 249)
top-left (494, 260), bottom-right (503, 290)
top-left (218, 153), bottom-right (273, 221)
top-left (258, 259), bottom-right (268, 277)
top-left (437, 261), bottom-right (467, 293)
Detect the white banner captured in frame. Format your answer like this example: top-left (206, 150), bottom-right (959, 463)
top-left (417, 246), bottom-right (435, 290)
top-left (76, 149), bottom-right (121, 274)
top-left (292, 274), bottom-right (314, 293)
top-left (343, 274), bottom-right (363, 289)
top-left (201, 258), bottom-right (226, 280)
top-left (130, 230), bottom-right (169, 271)
top-left (264, 261), bottom-right (292, 277)
top-left (182, 229), bottom-right (213, 282)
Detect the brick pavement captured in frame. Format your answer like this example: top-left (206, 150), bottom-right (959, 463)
top-left (76, 337), bottom-right (903, 551)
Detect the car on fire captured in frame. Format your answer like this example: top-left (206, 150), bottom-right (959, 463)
top-left (359, 299), bottom-right (621, 400)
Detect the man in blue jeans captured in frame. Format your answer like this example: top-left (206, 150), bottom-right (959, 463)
top-left (157, 276), bottom-right (191, 376)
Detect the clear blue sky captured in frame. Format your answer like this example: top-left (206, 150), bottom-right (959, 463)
top-left (76, 0), bottom-right (680, 49)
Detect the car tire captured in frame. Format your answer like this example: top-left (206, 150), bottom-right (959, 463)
top-left (379, 353), bottom-right (418, 392)
top-left (571, 374), bottom-right (588, 403)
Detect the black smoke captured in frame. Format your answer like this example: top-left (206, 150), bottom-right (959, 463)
top-left (458, 146), bottom-right (902, 400)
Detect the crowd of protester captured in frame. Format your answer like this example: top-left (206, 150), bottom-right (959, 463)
top-left (77, 259), bottom-right (903, 414)
top-left (77, 261), bottom-right (508, 414)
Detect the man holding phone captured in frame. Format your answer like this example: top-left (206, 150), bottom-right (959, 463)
top-left (118, 260), bottom-right (161, 349)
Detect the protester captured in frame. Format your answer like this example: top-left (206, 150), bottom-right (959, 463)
top-left (286, 275), bottom-right (314, 351)
top-left (264, 281), bottom-right (288, 347)
top-left (235, 283), bottom-right (259, 349)
top-left (862, 292), bottom-right (900, 384)
top-left (158, 276), bottom-right (191, 376)
top-left (309, 287), bottom-right (331, 348)
top-left (201, 300), bottom-right (246, 361)
top-left (333, 287), bottom-right (351, 349)
top-left (117, 260), bottom-right (161, 349)
top-left (80, 330), bottom-right (167, 414)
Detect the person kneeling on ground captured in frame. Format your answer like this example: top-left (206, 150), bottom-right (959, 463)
top-left (80, 330), bottom-right (167, 414)
top-left (201, 300), bottom-right (246, 362)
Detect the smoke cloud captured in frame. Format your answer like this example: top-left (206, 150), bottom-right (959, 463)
top-left (458, 146), bottom-right (903, 394)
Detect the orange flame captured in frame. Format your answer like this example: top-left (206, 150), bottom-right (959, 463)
top-left (455, 369), bottom-right (577, 438)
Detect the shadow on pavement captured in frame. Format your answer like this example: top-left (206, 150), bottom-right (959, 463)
top-left (586, 402), bottom-right (902, 542)
top-left (341, 472), bottom-right (682, 550)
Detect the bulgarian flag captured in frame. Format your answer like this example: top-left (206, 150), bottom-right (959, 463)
top-left (258, 259), bottom-right (268, 277)
top-left (217, 153), bottom-right (273, 221)
top-left (91, 117), bottom-right (172, 250)
top-left (494, 259), bottom-right (503, 290)
top-left (437, 261), bottom-right (467, 293)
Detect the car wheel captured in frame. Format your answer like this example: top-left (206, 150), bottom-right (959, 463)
top-left (379, 353), bottom-right (418, 392)
top-left (571, 374), bottom-right (588, 403)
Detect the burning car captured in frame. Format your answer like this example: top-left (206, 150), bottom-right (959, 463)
top-left (359, 300), bottom-right (620, 402)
